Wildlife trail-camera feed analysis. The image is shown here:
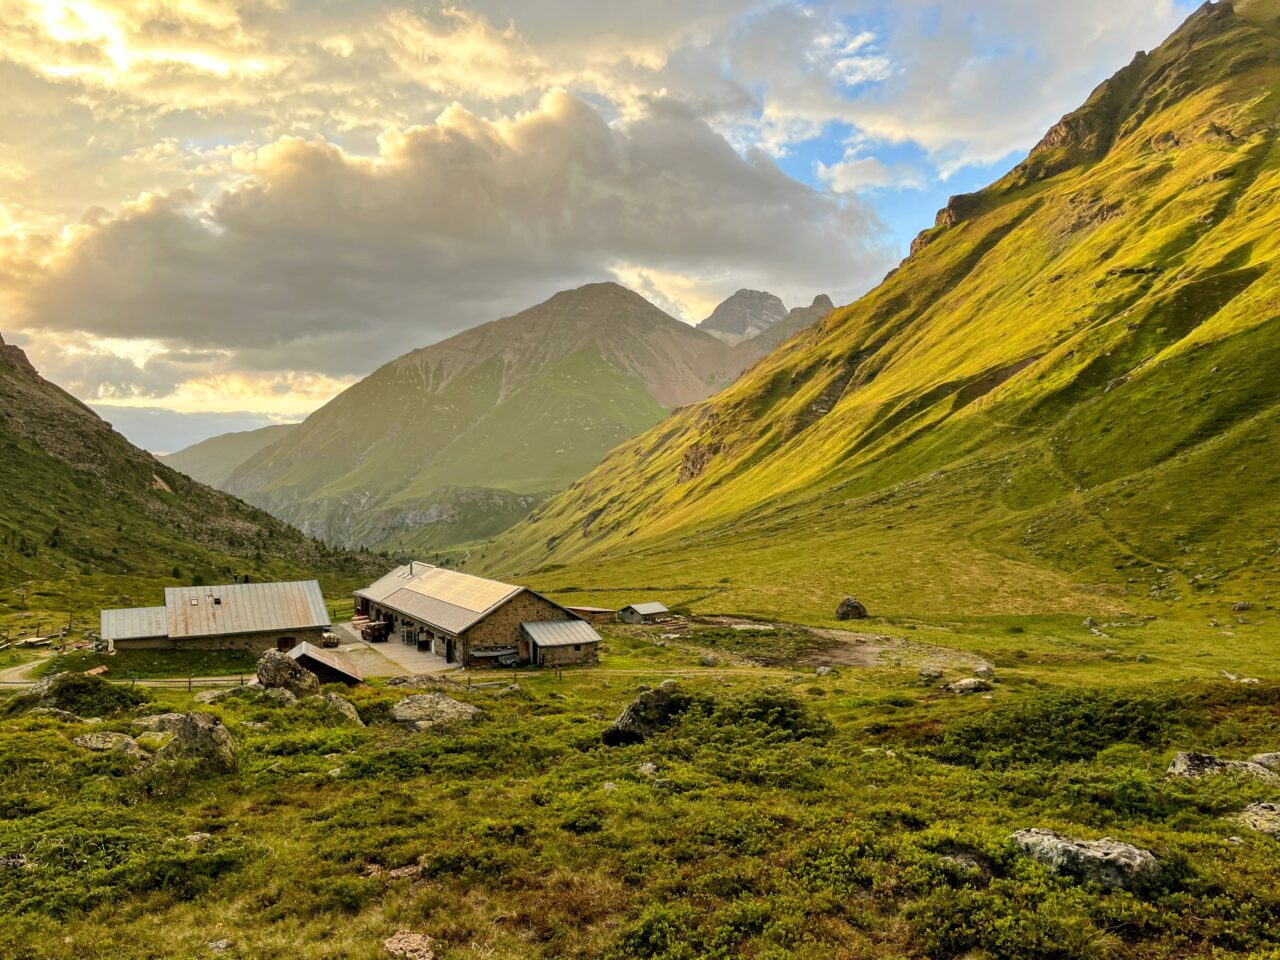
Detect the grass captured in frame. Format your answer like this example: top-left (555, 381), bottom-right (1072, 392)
top-left (37, 649), bottom-right (261, 680)
top-left (3, 648), bottom-right (1280, 959)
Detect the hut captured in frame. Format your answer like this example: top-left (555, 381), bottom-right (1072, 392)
top-left (288, 641), bottom-right (362, 686)
top-left (566, 605), bottom-right (618, 625)
top-left (619, 602), bottom-right (669, 624)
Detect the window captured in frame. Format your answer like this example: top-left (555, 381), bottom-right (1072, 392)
top-left (573, 644), bottom-right (581, 651)
top-left (213, 597), bottom-right (222, 605)
top-left (189, 598), bottom-right (198, 606)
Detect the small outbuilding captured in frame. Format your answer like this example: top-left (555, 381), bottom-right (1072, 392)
top-left (288, 641), bottom-right (362, 686)
top-left (619, 602), bottom-right (670, 624)
top-left (520, 619), bottom-right (601, 666)
top-left (566, 606), bottom-right (618, 625)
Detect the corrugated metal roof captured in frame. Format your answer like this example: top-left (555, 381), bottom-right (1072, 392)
top-left (567, 606), bottom-right (617, 614)
top-left (522, 619), bottom-right (602, 648)
top-left (100, 606), bottom-right (168, 641)
top-left (358, 563), bottom-right (523, 635)
top-left (165, 580), bottom-right (329, 638)
top-left (288, 641), bottom-right (362, 682)
top-left (623, 602), bottom-right (669, 616)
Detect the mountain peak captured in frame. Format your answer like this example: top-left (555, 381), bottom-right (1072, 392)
top-left (699, 289), bottom-right (789, 345)
top-left (0, 330), bottom-right (37, 377)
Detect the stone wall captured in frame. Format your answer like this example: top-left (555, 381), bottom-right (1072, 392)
top-left (462, 591), bottom-right (567, 666)
top-left (115, 627), bottom-right (325, 654)
top-left (538, 642), bottom-right (599, 667)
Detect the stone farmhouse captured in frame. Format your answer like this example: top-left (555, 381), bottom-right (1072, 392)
top-left (355, 563), bottom-right (600, 668)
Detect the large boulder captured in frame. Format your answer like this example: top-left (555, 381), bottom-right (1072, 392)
top-left (320, 693), bottom-right (364, 726)
top-left (1011, 829), bottom-right (1162, 890)
top-left (1167, 751), bottom-right (1276, 780)
top-left (132, 713), bottom-right (187, 734)
top-left (1236, 802), bottom-right (1280, 836)
top-left (391, 693), bottom-right (479, 731)
top-left (835, 597), bottom-right (869, 621)
top-left (1250, 753), bottom-right (1280, 772)
top-left (256, 650), bottom-right (320, 697)
top-left (156, 712), bottom-right (236, 773)
top-left (73, 731), bottom-right (147, 762)
top-left (945, 678), bottom-right (992, 695)
top-left (602, 679), bottom-right (694, 747)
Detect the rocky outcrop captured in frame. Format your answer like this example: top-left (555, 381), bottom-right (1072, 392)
top-left (945, 678), bottom-right (992, 695)
top-left (1012, 829), bottom-right (1161, 889)
top-left (1167, 751), bottom-right (1276, 780)
top-left (132, 713), bottom-right (187, 734)
top-left (391, 694), bottom-right (479, 731)
top-left (321, 693), bottom-right (364, 726)
top-left (835, 597), bottom-right (869, 621)
top-left (678, 442), bottom-right (720, 484)
top-left (1251, 753), bottom-right (1280, 771)
top-left (1236, 803), bottom-right (1280, 836)
top-left (257, 650), bottom-right (321, 698)
top-left (73, 731), bottom-right (147, 762)
top-left (699, 289), bottom-right (789, 345)
top-left (156, 712), bottom-right (236, 773)
top-left (602, 680), bottom-right (694, 746)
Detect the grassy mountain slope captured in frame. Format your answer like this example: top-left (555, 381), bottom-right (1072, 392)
top-left (0, 333), bottom-right (377, 634)
top-left (221, 282), bottom-right (812, 552)
top-left (484, 0), bottom-right (1280, 626)
top-left (159, 424), bottom-right (296, 489)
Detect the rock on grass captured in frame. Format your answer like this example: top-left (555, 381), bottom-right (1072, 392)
top-left (1166, 751), bottom-right (1276, 780)
top-left (391, 693), bottom-right (479, 731)
top-left (1011, 828), bottom-right (1162, 890)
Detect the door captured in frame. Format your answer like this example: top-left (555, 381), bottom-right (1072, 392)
top-left (276, 636), bottom-right (294, 652)
top-left (445, 638), bottom-right (455, 663)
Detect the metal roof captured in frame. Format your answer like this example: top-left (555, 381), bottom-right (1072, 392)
top-left (567, 606), bottom-right (617, 614)
top-left (288, 641), bottom-right (363, 682)
top-left (623, 602), bottom-right (669, 616)
top-left (357, 563), bottom-right (523, 635)
top-left (522, 619), bottom-right (602, 648)
top-left (165, 580), bottom-right (329, 639)
top-left (101, 606), bottom-right (167, 641)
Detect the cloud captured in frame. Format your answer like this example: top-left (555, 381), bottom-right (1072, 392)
top-left (10, 91), bottom-right (890, 391)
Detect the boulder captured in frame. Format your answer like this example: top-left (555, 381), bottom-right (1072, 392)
top-left (1236, 802), bottom-right (1280, 836)
top-left (1167, 751), bottom-right (1276, 780)
top-left (835, 597), bottom-right (869, 621)
top-left (29, 707), bottom-right (92, 723)
top-left (29, 672), bottom-right (70, 699)
top-left (391, 693), bottom-right (480, 731)
top-left (1231, 602), bottom-right (1253, 612)
top-left (945, 678), bottom-right (992, 695)
top-left (386, 674), bottom-right (461, 691)
top-left (132, 713), bottom-right (186, 734)
top-left (919, 665), bottom-right (943, 683)
top-left (602, 680), bottom-right (694, 747)
top-left (73, 731), bottom-right (147, 762)
top-left (193, 687), bottom-right (252, 704)
top-left (323, 693), bottom-right (364, 726)
top-left (1251, 753), bottom-right (1280, 771)
top-left (383, 932), bottom-right (435, 960)
top-left (1011, 829), bottom-right (1162, 890)
top-left (700, 654), bottom-right (719, 667)
top-left (974, 663), bottom-right (996, 679)
top-left (135, 731), bottom-right (173, 752)
top-left (815, 666), bottom-right (834, 677)
top-left (256, 650), bottom-right (320, 697)
top-left (262, 688), bottom-right (297, 706)
top-left (156, 712), bottom-right (236, 773)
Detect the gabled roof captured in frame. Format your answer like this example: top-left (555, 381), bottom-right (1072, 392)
top-left (623, 602), bottom-right (669, 616)
top-left (522, 619), bottom-right (602, 648)
top-left (101, 606), bottom-right (167, 641)
top-left (357, 563), bottom-right (524, 635)
top-left (288, 641), bottom-right (362, 683)
top-left (166, 580), bottom-right (329, 639)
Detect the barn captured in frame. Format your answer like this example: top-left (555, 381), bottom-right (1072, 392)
top-left (355, 563), bottom-right (600, 668)
top-left (566, 606), bottom-right (618, 625)
top-left (619, 602), bottom-right (670, 624)
top-left (101, 580), bottom-right (331, 653)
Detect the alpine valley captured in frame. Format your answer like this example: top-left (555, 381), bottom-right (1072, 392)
top-left (166, 283), bottom-right (832, 552)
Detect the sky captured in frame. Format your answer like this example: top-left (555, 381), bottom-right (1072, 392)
top-left (0, 0), bottom-right (1198, 451)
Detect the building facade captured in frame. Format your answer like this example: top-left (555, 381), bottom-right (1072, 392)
top-left (355, 563), bottom-right (600, 668)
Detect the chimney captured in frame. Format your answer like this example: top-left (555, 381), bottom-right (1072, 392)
top-left (409, 560), bottom-right (415, 576)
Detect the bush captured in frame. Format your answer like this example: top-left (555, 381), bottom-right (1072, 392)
top-left (936, 689), bottom-right (1172, 768)
top-left (14, 673), bottom-right (150, 718)
top-left (704, 689), bottom-right (834, 743)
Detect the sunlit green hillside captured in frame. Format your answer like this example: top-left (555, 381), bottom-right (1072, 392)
top-left (486, 1), bottom-right (1280, 626)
